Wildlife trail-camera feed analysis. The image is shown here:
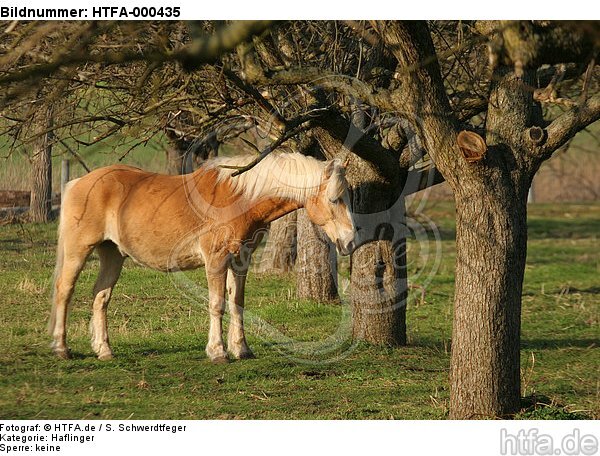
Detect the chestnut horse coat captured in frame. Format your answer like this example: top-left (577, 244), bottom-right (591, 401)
top-left (49, 153), bottom-right (355, 362)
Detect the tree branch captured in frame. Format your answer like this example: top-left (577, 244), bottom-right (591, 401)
top-left (243, 65), bottom-right (395, 112)
top-left (312, 110), bottom-right (401, 186)
top-left (537, 91), bottom-right (600, 159)
top-left (221, 108), bottom-right (326, 177)
top-left (403, 164), bottom-right (445, 196)
top-left (477, 21), bottom-right (597, 74)
top-left (179, 21), bottom-right (276, 70)
top-left (371, 21), bottom-right (463, 187)
top-left (0, 21), bottom-right (275, 86)
top-left (223, 68), bottom-right (287, 131)
top-left (59, 140), bottom-right (91, 173)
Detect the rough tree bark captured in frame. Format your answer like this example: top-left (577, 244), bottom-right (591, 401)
top-left (294, 139), bottom-right (339, 301)
top-left (256, 212), bottom-right (297, 274)
top-left (313, 122), bottom-right (407, 345)
top-left (349, 232), bottom-right (407, 345)
top-left (346, 157), bottom-right (407, 345)
top-left (29, 105), bottom-right (53, 223)
top-left (296, 209), bottom-right (339, 301)
top-left (449, 68), bottom-right (533, 418)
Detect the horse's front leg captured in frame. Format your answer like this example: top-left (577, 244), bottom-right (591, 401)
top-left (226, 268), bottom-right (253, 359)
top-left (205, 267), bottom-right (228, 364)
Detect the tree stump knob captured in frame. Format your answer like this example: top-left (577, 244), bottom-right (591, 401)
top-left (457, 130), bottom-right (487, 163)
top-left (526, 126), bottom-right (546, 146)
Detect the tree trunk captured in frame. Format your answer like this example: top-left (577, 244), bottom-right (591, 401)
top-left (165, 147), bottom-right (193, 174)
top-left (296, 209), bottom-right (339, 302)
top-left (255, 212), bottom-right (297, 274)
top-left (348, 155), bottom-right (407, 345)
top-left (350, 238), bottom-right (407, 345)
top-left (449, 68), bottom-right (534, 418)
top-left (29, 106), bottom-right (53, 223)
top-left (294, 137), bottom-right (339, 301)
top-left (311, 123), bottom-right (407, 344)
top-left (450, 184), bottom-right (528, 418)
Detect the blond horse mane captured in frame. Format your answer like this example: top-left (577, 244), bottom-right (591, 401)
top-left (204, 152), bottom-right (347, 203)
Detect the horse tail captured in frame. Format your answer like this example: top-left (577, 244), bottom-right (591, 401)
top-left (48, 194), bottom-right (66, 336)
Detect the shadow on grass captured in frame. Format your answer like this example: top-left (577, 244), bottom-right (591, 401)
top-left (416, 214), bottom-right (598, 242)
top-left (0, 237), bottom-right (25, 252)
top-left (522, 286), bottom-right (600, 296)
top-left (562, 286), bottom-right (600, 294)
top-left (517, 394), bottom-right (591, 420)
top-left (528, 217), bottom-right (600, 240)
top-left (408, 336), bottom-right (597, 352)
top-left (521, 338), bottom-right (598, 349)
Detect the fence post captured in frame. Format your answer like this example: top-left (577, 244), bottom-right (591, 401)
top-left (527, 178), bottom-right (535, 204)
top-left (61, 159), bottom-right (70, 202)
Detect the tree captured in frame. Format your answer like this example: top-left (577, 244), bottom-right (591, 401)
top-left (296, 209), bottom-right (339, 301)
top-left (233, 25), bottom-right (411, 344)
top-left (29, 104), bottom-right (53, 222)
top-left (310, 120), bottom-right (407, 344)
top-left (225, 20), bottom-right (598, 415)
top-left (256, 213), bottom-right (297, 274)
top-left (371, 20), bottom-right (599, 418)
top-left (0, 22), bottom-right (272, 182)
top-left (292, 136), bottom-right (339, 301)
top-left (1, 20), bottom-right (598, 418)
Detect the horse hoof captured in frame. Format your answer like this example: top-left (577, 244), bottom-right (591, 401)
top-left (98, 352), bottom-right (114, 361)
top-left (211, 356), bottom-right (230, 365)
top-left (54, 350), bottom-right (71, 360)
top-left (238, 351), bottom-right (255, 360)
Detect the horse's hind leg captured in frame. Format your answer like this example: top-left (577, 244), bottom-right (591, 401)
top-left (91, 241), bottom-right (124, 360)
top-left (51, 247), bottom-right (91, 359)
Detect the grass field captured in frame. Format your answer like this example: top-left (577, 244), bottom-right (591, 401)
top-left (0, 202), bottom-right (598, 419)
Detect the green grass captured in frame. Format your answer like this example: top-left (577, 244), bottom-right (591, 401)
top-left (0, 202), bottom-right (598, 419)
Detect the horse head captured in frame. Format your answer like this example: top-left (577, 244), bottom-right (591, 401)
top-left (305, 158), bottom-right (356, 256)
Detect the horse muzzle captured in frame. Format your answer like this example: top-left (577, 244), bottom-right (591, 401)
top-left (336, 239), bottom-right (356, 256)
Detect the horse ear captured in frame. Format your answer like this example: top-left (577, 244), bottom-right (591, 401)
top-left (342, 158), bottom-right (350, 168)
top-left (323, 159), bottom-right (339, 179)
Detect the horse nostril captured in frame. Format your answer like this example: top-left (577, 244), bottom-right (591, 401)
top-left (335, 240), bottom-right (353, 256)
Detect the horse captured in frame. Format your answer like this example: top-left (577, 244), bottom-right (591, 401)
top-left (48, 152), bottom-right (356, 363)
